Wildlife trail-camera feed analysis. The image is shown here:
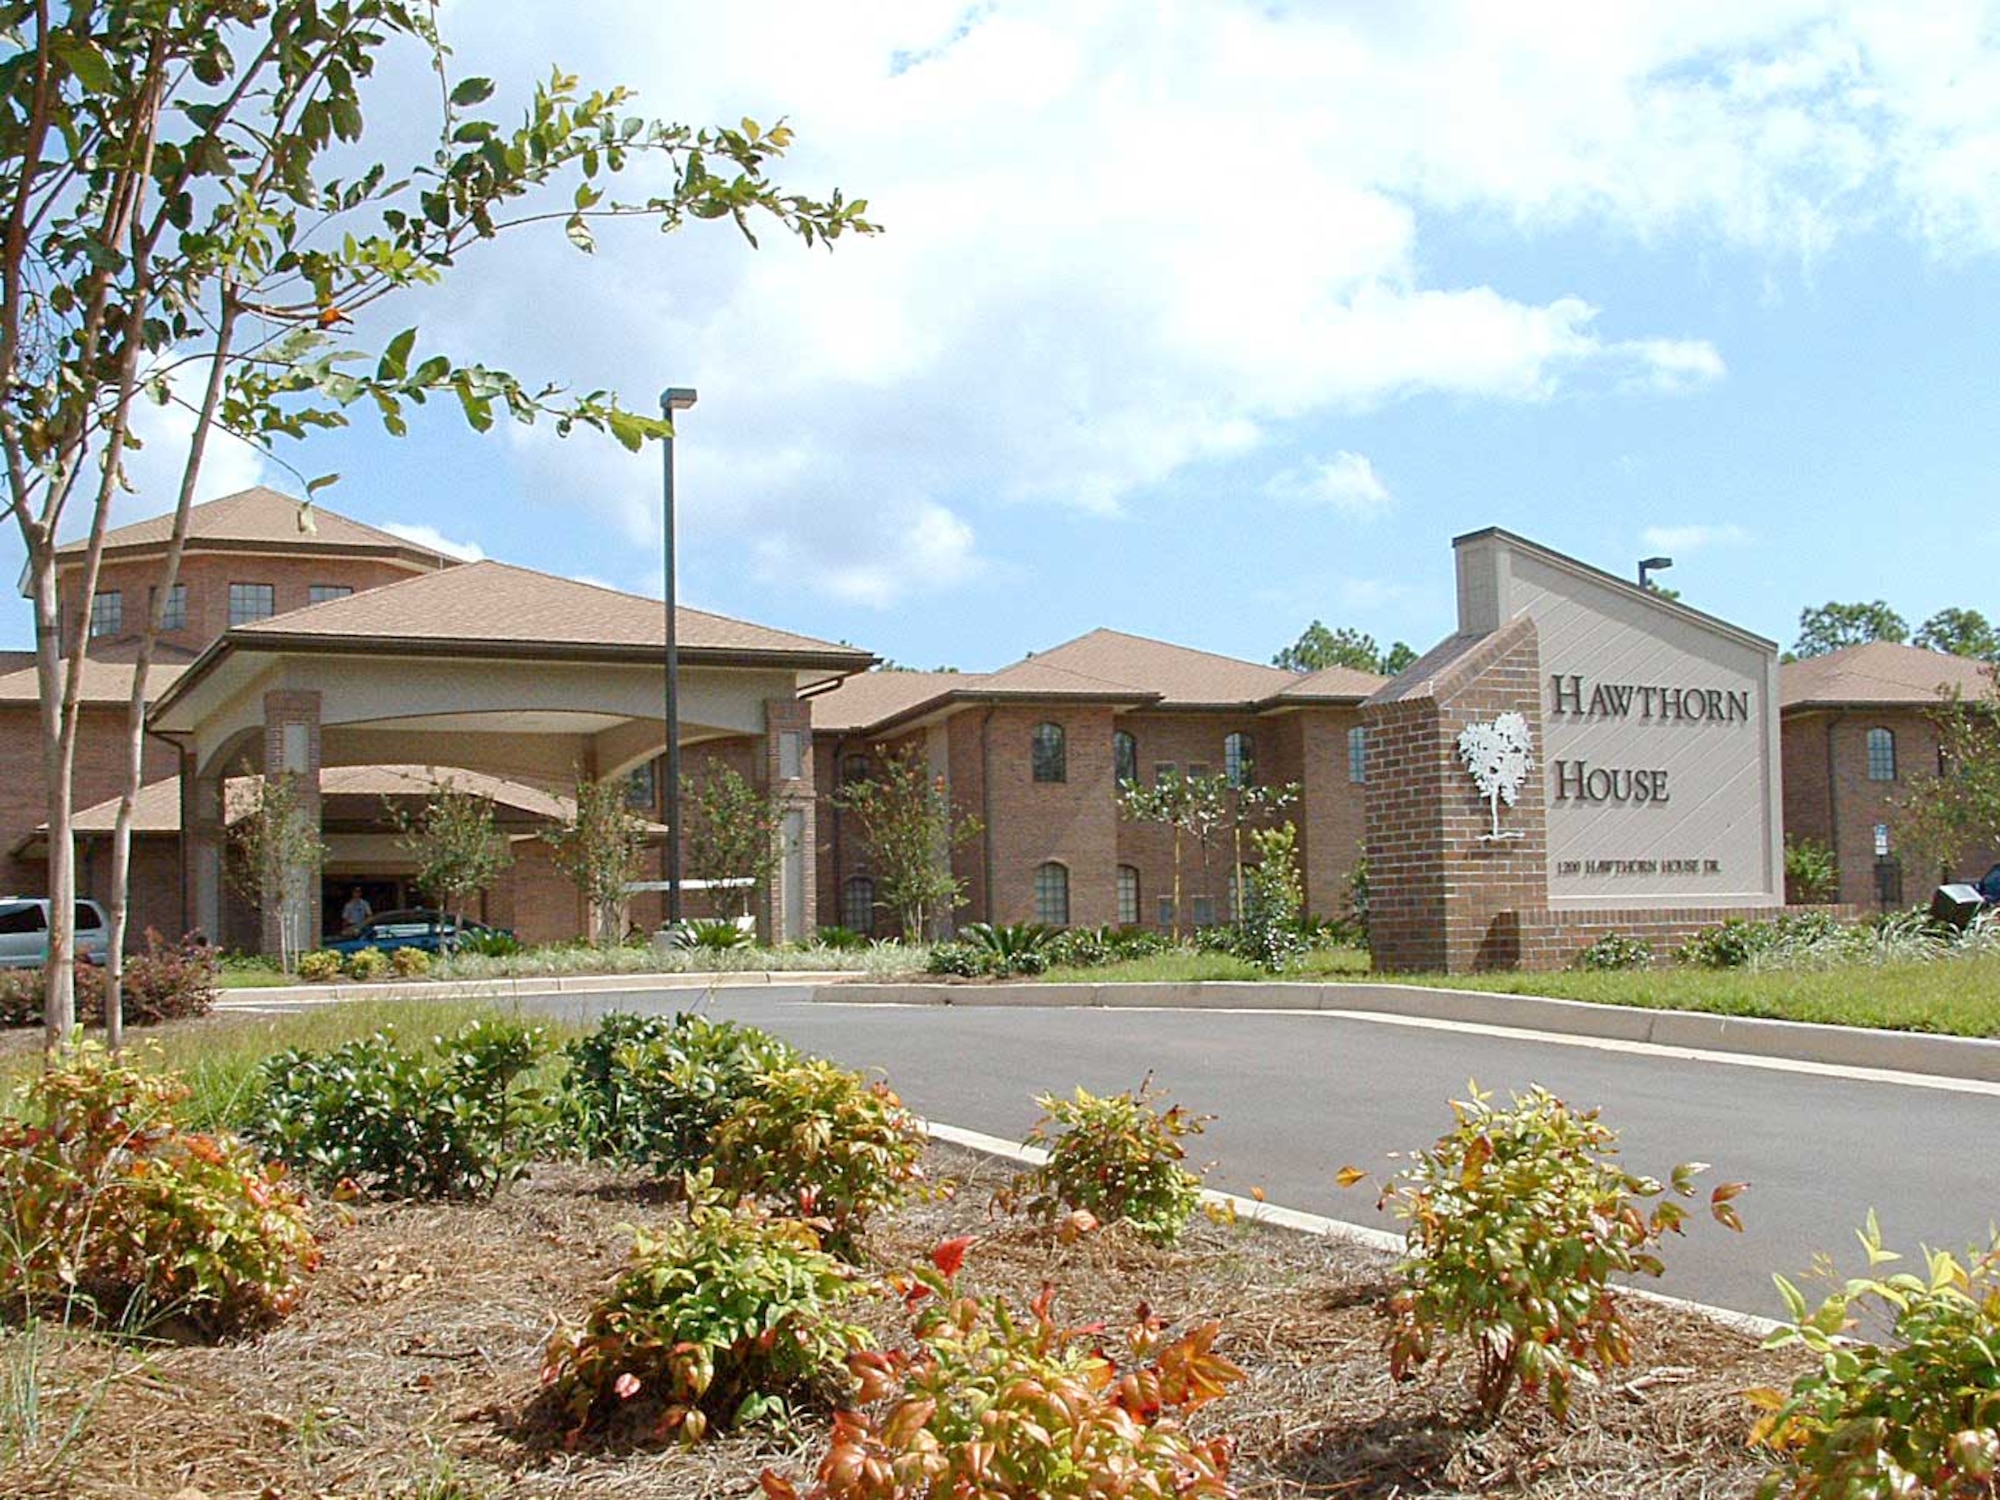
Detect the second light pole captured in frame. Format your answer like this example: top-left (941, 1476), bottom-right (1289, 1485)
top-left (660, 385), bottom-right (698, 925)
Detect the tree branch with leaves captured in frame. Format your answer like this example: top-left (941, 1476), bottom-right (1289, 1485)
top-left (0, 1), bottom-right (876, 1045)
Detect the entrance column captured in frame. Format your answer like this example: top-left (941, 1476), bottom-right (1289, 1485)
top-left (260, 690), bottom-right (323, 957)
top-left (182, 754), bottom-right (226, 944)
top-left (761, 698), bottom-right (815, 944)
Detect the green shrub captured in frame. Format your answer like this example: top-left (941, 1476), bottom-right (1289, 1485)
top-left (295, 949), bottom-right (344, 983)
top-left (712, 1059), bottom-right (926, 1250)
top-left (1784, 835), bottom-right (1840, 906)
top-left (542, 1201), bottom-right (869, 1443)
top-left (255, 1018), bottom-right (548, 1199)
top-left (960, 921), bottom-right (1055, 974)
top-left (1238, 823), bottom-right (1307, 971)
top-left (924, 941), bottom-right (996, 978)
top-left (1351, 1082), bottom-right (1746, 1419)
top-left (1572, 932), bottom-right (1655, 971)
top-left (1002, 1080), bottom-right (1210, 1245)
top-left (814, 925), bottom-right (869, 951)
top-left (762, 1245), bottom-right (1243, 1500)
top-left (562, 1011), bottom-right (798, 1171)
top-left (666, 918), bottom-right (755, 952)
top-left (0, 963), bottom-right (103, 1030)
top-left (0, 1045), bottom-right (319, 1334)
top-left (1750, 1216), bottom-right (2000, 1498)
top-left (460, 929), bottom-right (522, 958)
top-left (390, 945), bottom-right (434, 979)
top-left (344, 946), bottom-right (393, 981)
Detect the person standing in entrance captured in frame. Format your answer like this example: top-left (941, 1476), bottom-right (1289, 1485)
top-left (341, 887), bottom-right (372, 934)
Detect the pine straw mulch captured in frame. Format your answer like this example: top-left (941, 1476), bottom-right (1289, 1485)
top-left (1, 1143), bottom-right (1806, 1500)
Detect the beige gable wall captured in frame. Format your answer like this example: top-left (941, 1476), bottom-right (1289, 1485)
top-left (1457, 533), bottom-right (1783, 910)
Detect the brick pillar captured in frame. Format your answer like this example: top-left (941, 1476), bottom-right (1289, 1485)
top-left (762, 698), bottom-right (816, 944)
top-left (1365, 616), bottom-right (1547, 973)
top-left (260, 691), bottom-right (323, 957)
top-left (182, 755), bottom-right (226, 945)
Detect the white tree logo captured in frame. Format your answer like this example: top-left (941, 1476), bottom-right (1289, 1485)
top-left (1457, 712), bottom-right (1534, 840)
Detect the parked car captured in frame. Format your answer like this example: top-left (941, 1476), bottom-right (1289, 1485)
top-left (1978, 864), bottom-right (2000, 905)
top-left (0, 897), bottom-right (110, 969)
top-left (323, 909), bottom-right (511, 957)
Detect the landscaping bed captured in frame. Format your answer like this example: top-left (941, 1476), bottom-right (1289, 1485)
top-left (3, 1142), bottom-right (1805, 1500)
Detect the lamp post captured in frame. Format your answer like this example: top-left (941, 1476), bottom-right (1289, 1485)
top-left (1638, 555), bottom-right (1673, 591)
top-left (660, 386), bottom-right (698, 925)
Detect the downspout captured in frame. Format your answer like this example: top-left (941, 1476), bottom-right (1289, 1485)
top-left (1824, 711), bottom-right (1844, 905)
top-left (832, 734), bottom-right (849, 931)
top-left (979, 707), bottom-right (996, 925)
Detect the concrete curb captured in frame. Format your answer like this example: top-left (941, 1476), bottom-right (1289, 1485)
top-left (923, 1120), bottom-right (1783, 1340)
top-left (814, 979), bottom-right (2000, 1085)
top-left (216, 969), bottom-right (858, 1008)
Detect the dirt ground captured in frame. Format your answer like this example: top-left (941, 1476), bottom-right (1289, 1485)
top-left (1, 1144), bottom-right (1805, 1499)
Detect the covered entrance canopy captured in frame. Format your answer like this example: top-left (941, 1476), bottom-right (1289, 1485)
top-left (149, 561), bottom-right (870, 950)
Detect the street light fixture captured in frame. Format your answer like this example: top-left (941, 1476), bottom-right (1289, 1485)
top-left (1638, 555), bottom-right (1673, 591)
top-left (660, 386), bottom-right (698, 925)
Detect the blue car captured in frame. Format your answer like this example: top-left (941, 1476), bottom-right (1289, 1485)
top-left (324, 908), bottom-right (511, 956)
top-left (1979, 865), bottom-right (2000, 905)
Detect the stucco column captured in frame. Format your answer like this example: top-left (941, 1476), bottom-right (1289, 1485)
top-left (182, 754), bottom-right (226, 944)
top-left (761, 698), bottom-right (815, 944)
top-left (260, 690), bottom-right (323, 957)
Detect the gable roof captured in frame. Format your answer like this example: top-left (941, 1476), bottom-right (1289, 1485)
top-left (0, 660), bottom-right (187, 705)
top-left (1018, 628), bottom-right (1299, 707)
top-left (55, 487), bottom-right (458, 571)
top-left (1781, 641), bottom-right (1996, 710)
top-left (810, 671), bottom-right (984, 733)
top-left (205, 559), bottom-right (869, 664)
top-left (1273, 661), bottom-right (1392, 703)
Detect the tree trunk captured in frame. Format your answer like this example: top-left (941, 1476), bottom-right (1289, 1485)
top-left (29, 539), bottom-right (76, 1049)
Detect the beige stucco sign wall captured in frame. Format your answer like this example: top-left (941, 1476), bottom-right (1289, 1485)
top-left (1456, 531), bottom-right (1784, 910)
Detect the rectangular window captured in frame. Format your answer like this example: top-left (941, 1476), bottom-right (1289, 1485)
top-left (1190, 895), bottom-right (1216, 928)
top-left (1187, 762), bottom-right (1212, 782)
top-left (1348, 725), bottom-right (1369, 784)
top-left (1116, 866), bottom-right (1139, 926)
top-left (308, 584), bottom-right (353, 605)
top-left (157, 584), bottom-right (187, 632)
top-left (1866, 728), bottom-right (1897, 782)
top-left (88, 591), bottom-right (121, 639)
top-left (0, 902), bottom-right (46, 935)
top-left (1155, 895), bottom-right (1175, 927)
top-left (779, 730), bottom-right (805, 781)
top-left (229, 582), bottom-right (275, 627)
top-left (1153, 762), bottom-right (1177, 786)
top-left (625, 761), bottom-right (658, 811)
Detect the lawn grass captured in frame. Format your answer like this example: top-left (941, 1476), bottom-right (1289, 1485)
top-left (217, 968), bottom-right (295, 989)
top-left (1036, 947), bottom-right (2000, 1039)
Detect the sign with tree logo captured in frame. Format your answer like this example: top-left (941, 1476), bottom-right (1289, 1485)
top-left (1457, 713), bottom-right (1534, 841)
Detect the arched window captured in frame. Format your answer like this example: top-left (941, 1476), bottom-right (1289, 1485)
top-left (1116, 865), bottom-right (1140, 925)
top-left (1032, 722), bottom-right (1067, 783)
top-left (1113, 730), bottom-right (1138, 787)
top-left (1034, 861), bottom-right (1070, 925)
top-left (842, 876), bottom-right (876, 934)
top-left (1866, 727), bottom-right (1897, 782)
top-left (1224, 732), bottom-right (1255, 787)
top-left (1347, 724), bottom-right (1369, 784)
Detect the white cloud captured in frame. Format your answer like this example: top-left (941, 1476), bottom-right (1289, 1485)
top-left (110, 357), bottom-right (270, 528)
top-left (1640, 522), bottom-right (1753, 552)
top-left (379, 522), bottom-right (487, 561)
top-left (389, 2), bottom-right (2000, 602)
top-left (1264, 452), bottom-right (1395, 519)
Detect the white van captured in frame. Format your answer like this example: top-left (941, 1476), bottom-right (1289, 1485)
top-left (0, 898), bottom-right (111, 969)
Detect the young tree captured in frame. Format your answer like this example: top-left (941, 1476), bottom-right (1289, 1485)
top-left (1118, 772), bottom-right (1238, 935)
top-left (1792, 601), bottom-right (1910, 658)
top-left (224, 769), bottom-right (326, 974)
top-left (1238, 822), bottom-right (1305, 971)
top-left (1895, 673), bottom-right (2000, 887)
top-left (830, 745), bottom-right (981, 940)
top-left (683, 762), bottom-right (779, 920)
top-left (390, 777), bottom-right (510, 927)
top-left (1273, 621), bottom-right (1415, 676)
top-left (1914, 607), bottom-right (2000, 663)
top-left (545, 774), bottom-right (650, 946)
top-left (0, 6), bottom-right (874, 1045)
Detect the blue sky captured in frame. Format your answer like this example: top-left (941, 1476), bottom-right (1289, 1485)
top-left (8, 2), bottom-right (2000, 670)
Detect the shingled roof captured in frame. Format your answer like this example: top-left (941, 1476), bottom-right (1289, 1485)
top-left (219, 559), bottom-right (868, 664)
top-left (0, 660), bottom-right (187, 705)
top-left (1781, 641), bottom-right (1996, 710)
top-left (56, 487), bottom-right (458, 570)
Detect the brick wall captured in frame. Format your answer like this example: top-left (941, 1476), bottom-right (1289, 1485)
top-left (1364, 616), bottom-right (1547, 973)
top-left (1290, 706), bottom-right (1369, 924)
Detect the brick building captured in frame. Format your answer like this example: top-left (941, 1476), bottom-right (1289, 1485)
top-left (809, 630), bottom-right (1383, 936)
top-left (1778, 641), bottom-right (2000, 907)
top-left (8, 488), bottom-right (868, 950)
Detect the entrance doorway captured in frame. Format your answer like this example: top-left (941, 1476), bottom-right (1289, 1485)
top-left (325, 877), bottom-right (406, 937)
